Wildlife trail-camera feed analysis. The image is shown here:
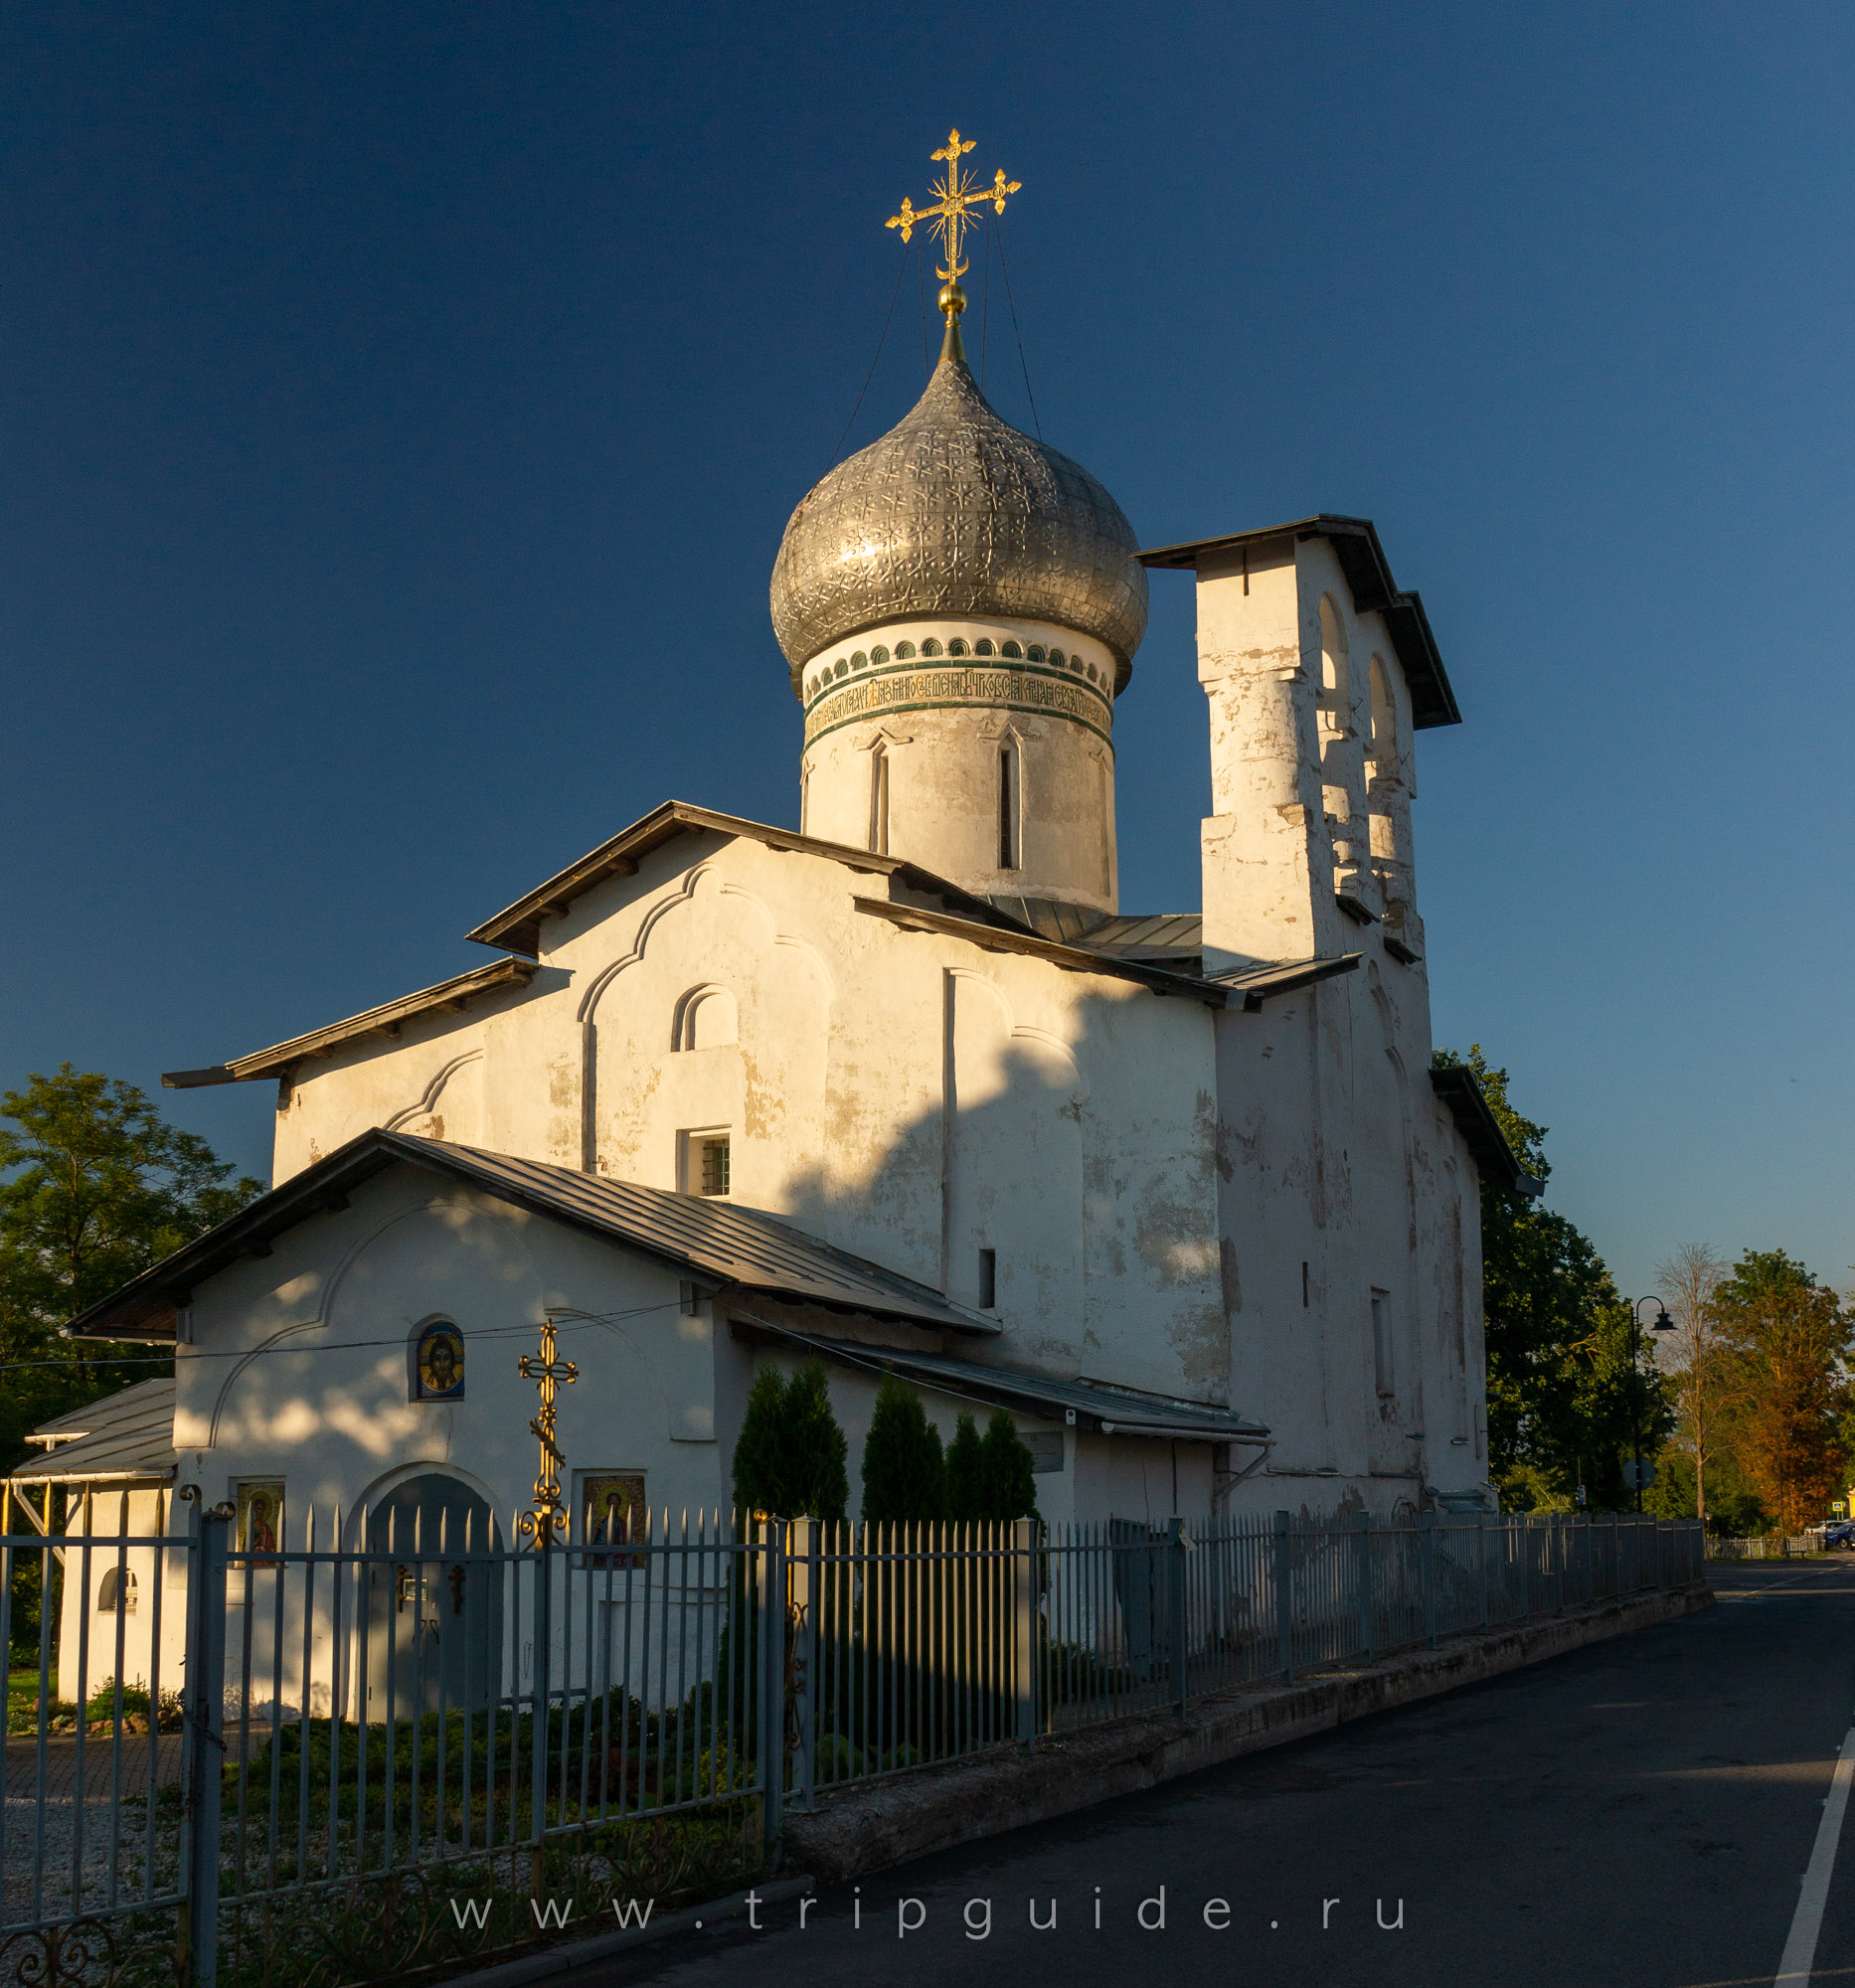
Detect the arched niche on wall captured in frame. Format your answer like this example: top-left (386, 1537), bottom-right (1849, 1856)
top-left (1368, 654), bottom-right (1399, 781)
top-left (1318, 593), bottom-right (1351, 730)
top-left (98, 1566), bottom-right (137, 1614)
top-left (672, 984), bottom-right (739, 1052)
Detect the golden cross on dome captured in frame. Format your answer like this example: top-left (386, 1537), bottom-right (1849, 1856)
top-left (517, 1318), bottom-right (578, 1547)
top-left (887, 128), bottom-right (1021, 312)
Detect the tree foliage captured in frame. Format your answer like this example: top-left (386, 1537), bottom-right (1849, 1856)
top-left (729, 1357), bottom-right (848, 1521)
top-left (859, 1377), bottom-right (946, 1524)
top-left (943, 1408), bottom-right (1039, 1524)
top-left (1433, 1046), bottom-right (1672, 1511)
top-left (942, 1413), bottom-right (986, 1521)
top-left (0, 1065), bottom-right (262, 1473)
top-left (1710, 1249), bottom-right (1850, 1536)
top-left (1643, 1441), bottom-right (1769, 1536)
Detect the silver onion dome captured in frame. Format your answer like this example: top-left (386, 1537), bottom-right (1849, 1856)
top-left (770, 355), bottom-right (1148, 698)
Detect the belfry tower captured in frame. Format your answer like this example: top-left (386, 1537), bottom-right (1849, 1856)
top-left (769, 132), bottom-right (1147, 919)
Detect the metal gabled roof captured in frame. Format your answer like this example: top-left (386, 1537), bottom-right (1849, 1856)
top-left (21, 1376), bottom-right (176, 1449)
top-left (1083, 912), bottom-right (1204, 959)
top-left (165, 803), bottom-right (1046, 1088)
top-left (853, 896), bottom-right (1238, 1004)
top-left (62, 1130), bottom-right (999, 1346)
top-left (1428, 1066), bottom-right (1543, 1198)
top-left (461, 799), bottom-right (1039, 960)
top-left (408, 1140), bottom-right (999, 1334)
top-left (162, 956), bottom-right (538, 1091)
top-left (10, 1379), bottom-right (177, 1485)
top-left (736, 1318), bottom-right (1269, 1445)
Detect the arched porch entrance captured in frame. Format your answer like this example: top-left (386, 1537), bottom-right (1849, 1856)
top-left (363, 1473), bottom-right (503, 1719)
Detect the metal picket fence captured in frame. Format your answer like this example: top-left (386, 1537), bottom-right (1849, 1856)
top-left (782, 1510), bottom-right (1705, 1771)
top-left (3, 1494), bottom-right (776, 1988)
top-left (3, 1502), bottom-right (1703, 1985)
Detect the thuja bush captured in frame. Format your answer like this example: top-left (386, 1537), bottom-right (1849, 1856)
top-left (731, 1358), bottom-right (848, 1520)
top-left (944, 1408), bottom-right (1039, 1524)
top-left (860, 1378), bottom-right (945, 1523)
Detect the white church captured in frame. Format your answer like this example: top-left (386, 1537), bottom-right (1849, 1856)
top-left (14, 158), bottom-right (1531, 1685)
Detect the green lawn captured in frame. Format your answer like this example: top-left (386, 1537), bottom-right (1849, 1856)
top-left (8, 1663), bottom-right (77, 1734)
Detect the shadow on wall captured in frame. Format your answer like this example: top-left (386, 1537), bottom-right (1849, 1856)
top-left (728, 970), bottom-right (1230, 1406)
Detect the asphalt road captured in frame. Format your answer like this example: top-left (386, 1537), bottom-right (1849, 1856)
top-left (568, 1561), bottom-right (1855, 1988)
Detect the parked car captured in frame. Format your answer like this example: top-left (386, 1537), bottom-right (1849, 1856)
top-left (1821, 1521), bottom-right (1855, 1551)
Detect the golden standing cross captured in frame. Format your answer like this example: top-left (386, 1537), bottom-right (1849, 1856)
top-left (517, 1318), bottom-right (578, 1547)
top-left (887, 128), bottom-right (1021, 324)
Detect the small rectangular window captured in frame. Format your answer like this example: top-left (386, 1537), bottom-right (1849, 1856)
top-left (699, 1136), bottom-right (731, 1198)
top-left (1372, 1287), bottom-right (1394, 1398)
top-left (978, 1246), bottom-right (997, 1309)
top-left (1301, 1261), bottom-right (1309, 1309)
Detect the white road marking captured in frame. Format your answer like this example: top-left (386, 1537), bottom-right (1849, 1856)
top-left (1775, 1728), bottom-right (1855, 1986)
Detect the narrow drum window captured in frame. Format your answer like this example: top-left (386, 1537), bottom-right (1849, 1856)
top-left (869, 743), bottom-right (890, 856)
top-left (978, 1247), bottom-right (997, 1309)
top-left (998, 742), bottom-right (1020, 871)
top-left (1372, 1288), bottom-right (1394, 1399)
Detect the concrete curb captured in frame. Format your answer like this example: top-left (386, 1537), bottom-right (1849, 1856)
top-left (437, 1875), bottom-right (816, 1988)
top-left (783, 1581), bottom-right (1715, 1884)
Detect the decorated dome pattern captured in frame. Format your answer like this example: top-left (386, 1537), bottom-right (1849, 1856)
top-left (769, 358), bottom-right (1148, 698)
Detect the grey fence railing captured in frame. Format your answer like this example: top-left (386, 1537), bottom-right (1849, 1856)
top-left (1711, 1534), bottom-right (1822, 1560)
top-left (3, 1504), bottom-right (1703, 1986)
top-left (790, 1510), bottom-right (1706, 1790)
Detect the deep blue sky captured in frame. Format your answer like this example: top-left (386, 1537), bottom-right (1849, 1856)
top-left (2, 2), bottom-right (1849, 1305)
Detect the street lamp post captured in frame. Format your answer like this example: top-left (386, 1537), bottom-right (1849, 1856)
top-left (1627, 1296), bottom-right (1676, 1515)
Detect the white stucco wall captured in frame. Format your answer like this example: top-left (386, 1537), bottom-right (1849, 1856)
top-left (53, 1485), bottom-right (181, 1707)
top-left (273, 832), bottom-right (1228, 1414)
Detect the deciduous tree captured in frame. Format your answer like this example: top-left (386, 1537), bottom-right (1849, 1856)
top-left (1653, 1242), bottom-right (1729, 1531)
top-left (1433, 1047), bottom-right (1672, 1510)
top-left (0, 1065), bottom-right (261, 1473)
top-left (1712, 1250), bottom-right (1850, 1536)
